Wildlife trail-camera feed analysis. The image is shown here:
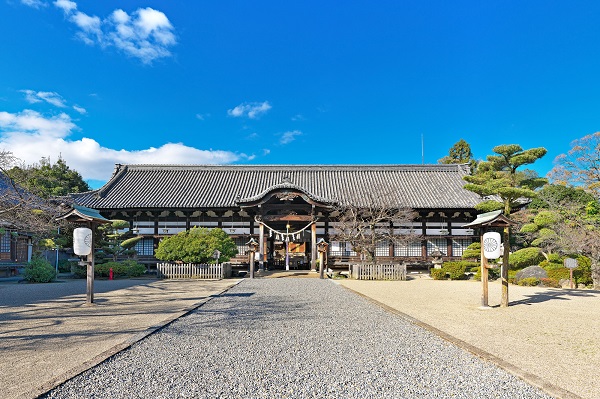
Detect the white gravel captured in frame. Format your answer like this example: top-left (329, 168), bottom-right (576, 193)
top-left (43, 279), bottom-right (553, 398)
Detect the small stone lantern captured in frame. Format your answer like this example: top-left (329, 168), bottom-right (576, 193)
top-left (430, 247), bottom-right (445, 269)
top-left (247, 238), bottom-right (259, 279)
top-left (317, 238), bottom-right (329, 279)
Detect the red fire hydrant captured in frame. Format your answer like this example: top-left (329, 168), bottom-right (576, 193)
top-left (109, 267), bottom-right (114, 280)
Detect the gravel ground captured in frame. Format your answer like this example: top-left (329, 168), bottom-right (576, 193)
top-left (44, 279), bottom-right (553, 399)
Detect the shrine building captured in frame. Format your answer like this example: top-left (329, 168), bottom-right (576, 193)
top-left (70, 164), bottom-right (483, 270)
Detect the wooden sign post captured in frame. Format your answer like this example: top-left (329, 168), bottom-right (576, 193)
top-left (564, 258), bottom-right (578, 289)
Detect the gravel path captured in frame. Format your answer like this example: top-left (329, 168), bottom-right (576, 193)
top-left (43, 279), bottom-right (553, 399)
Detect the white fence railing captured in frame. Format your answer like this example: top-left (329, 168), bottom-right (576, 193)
top-left (157, 263), bottom-right (232, 279)
top-left (350, 264), bottom-right (407, 280)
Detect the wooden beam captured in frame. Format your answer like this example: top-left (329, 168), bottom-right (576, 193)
top-left (262, 214), bottom-right (313, 222)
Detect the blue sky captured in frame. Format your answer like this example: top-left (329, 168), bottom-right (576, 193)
top-left (1, 1), bottom-right (600, 188)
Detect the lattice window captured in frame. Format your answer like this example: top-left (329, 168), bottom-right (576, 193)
top-left (375, 240), bottom-right (389, 257)
top-left (427, 239), bottom-right (447, 256)
top-left (0, 232), bottom-right (10, 253)
top-left (134, 238), bottom-right (154, 256)
top-left (394, 241), bottom-right (422, 257)
top-left (329, 241), bottom-right (356, 257)
top-left (452, 239), bottom-right (472, 257)
top-left (234, 237), bottom-right (250, 256)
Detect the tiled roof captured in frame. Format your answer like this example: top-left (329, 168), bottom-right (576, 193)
top-left (71, 164), bottom-right (483, 210)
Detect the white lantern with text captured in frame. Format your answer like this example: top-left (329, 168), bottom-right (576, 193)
top-left (73, 227), bottom-right (92, 256)
top-left (482, 232), bottom-right (502, 260)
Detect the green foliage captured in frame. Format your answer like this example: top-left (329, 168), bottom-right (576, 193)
top-left (95, 260), bottom-right (146, 278)
top-left (533, 211), bottom-right (557, 227)
top-left (155, 227), bottom-right (238, 263)
top-left (442, 261), bottom-right (469, 280)
top-left (546, 267), bottom-right (570, 281)
top-left (473, 266), bottom-right (500, 281)
top-left (8, 157), bottom-right (90, 198)
top-left (58, 259), bottom-right (76, 273)
top-left (464, 144), bottom-right (547, 215)
top-left (540, 278), bottom-right (560, 288)
top-left (461, 242), bottom-right (481, 259)
top-left (531, 228), bottom-right (558, 247)
top-left (98, 220), bottom-right (142, 262)
top-left (430, 268), bottom-right (447, 280)
top-left (520, 223), bottom-right (538, 233)
top-left (509, 247), bottom-right (544, 269)
top-left (23, 256), bottom-right (56, 283)
top-left (438, 139), bottom-right (478, 172)
top-left (73, 260), bottom-right (146, 278)
top-left (529, 184), bottom-right (596, 210)
top-left (517, 277), bottom-right (540, 286)
top-left (474, 200), bottom-right (504, 213)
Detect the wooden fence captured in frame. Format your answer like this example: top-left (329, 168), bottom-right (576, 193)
top-left (157, 263), bottom-right (232, 279)
top-left (350, 264), bottom-right (407, 280)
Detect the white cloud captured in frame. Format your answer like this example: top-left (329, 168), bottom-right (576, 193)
top-left (227, 101), bottom-right (271, 119)
top-left (20, 0), bottom-right (47, 9)
top-left (263, 149), bottom-right (271, 155)
top-left (21, 89), bottom-right (86, 112)
top-left (0, 110), bottom-right (245, 181)
top-left (72, 105), bottom-right (87, 114)
top-left (52, 1), bottom-right (176, 64)
top-left (291, 114), bottom-right (305, 121)
top-left (279, 130), bottom-right (302, 145)
top-left (195, 113), bottom-right (210, 121)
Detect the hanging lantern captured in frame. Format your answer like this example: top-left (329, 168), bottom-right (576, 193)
top-left (73, 227), bottom-right (92, 256)
top-left (483, 232), bottom-right (502, 259)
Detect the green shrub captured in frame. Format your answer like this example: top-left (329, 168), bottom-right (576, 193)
top-left (461, 242), bottom-right (481, 259)
top-left (473, 266), bottom-right (500, 281)
top-left (155, 227), bottom-right (237, 263)
top-left (517, 277), bottom-right (540, 286)
top-left (430, 268), bottom-right (447, 280)
top-left (58, 259), bottom-right (76, 273)
top-left (509, 247), bottom-right (545, 269)
top-left (24, 257), bottom-right (56, 283)
top-left (443, 261), bottom-right (477, 280)
top-left (540, 278), bottom-right (560, 288)
top-left (96, 260), bottom-right (146, 278)
top-left (533, 211), bottom-right (558, 227)
top-left (520, 223), bottom-right (538, 233)
top-left (573, 255), bottom-right (592, 285)
top-left (73, 260), bottom-right (146, 278)
top-left (539, 260), bottom-right (563, 270)
top-left (546, 267), bottom-right (570, 281)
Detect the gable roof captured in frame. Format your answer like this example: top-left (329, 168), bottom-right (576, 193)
top-left (71, 164), bottom-right (483, 210)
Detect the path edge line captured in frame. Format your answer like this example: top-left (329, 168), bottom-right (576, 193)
top-left (27, 279), bottom-right (244, 399)
top-left (339, 283), bottom-right (583, 399)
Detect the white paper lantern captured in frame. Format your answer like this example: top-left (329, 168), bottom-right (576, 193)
top-left (73, 227), bottom-right (92, 256)
top-left (482, 232), bottom-right (502, 259)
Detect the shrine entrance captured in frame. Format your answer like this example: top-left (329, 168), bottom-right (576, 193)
top-left (236, 182), bottom-right (335, 271)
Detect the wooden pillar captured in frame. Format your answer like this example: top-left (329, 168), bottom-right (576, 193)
top-left (185, 212), bottom-right (191, 231)
top-left (259, 223), bottom-right (265, 271)
top-left (480, 228), bottom-right (489, 308)
top-left (311, 222), bottom-right (317, 271)
top-left (86, 222), bottom-right (95, 305)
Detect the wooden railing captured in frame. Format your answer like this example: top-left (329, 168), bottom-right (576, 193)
top-left (350, 264), bottom-right (407, 280)
top-left (156, 263), bottom-right (232, 279)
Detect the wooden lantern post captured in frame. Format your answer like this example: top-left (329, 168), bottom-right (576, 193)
top-left (463, 210), bottom-right (516, 308)
top-left (57, 206), bottom-right (110, 305)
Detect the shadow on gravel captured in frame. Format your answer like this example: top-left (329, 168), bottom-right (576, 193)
top-left (508, 289), bottom-right (599, 306)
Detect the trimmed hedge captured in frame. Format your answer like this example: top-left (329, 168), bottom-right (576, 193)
top-left (73, 260), bottom-right (146, 278)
